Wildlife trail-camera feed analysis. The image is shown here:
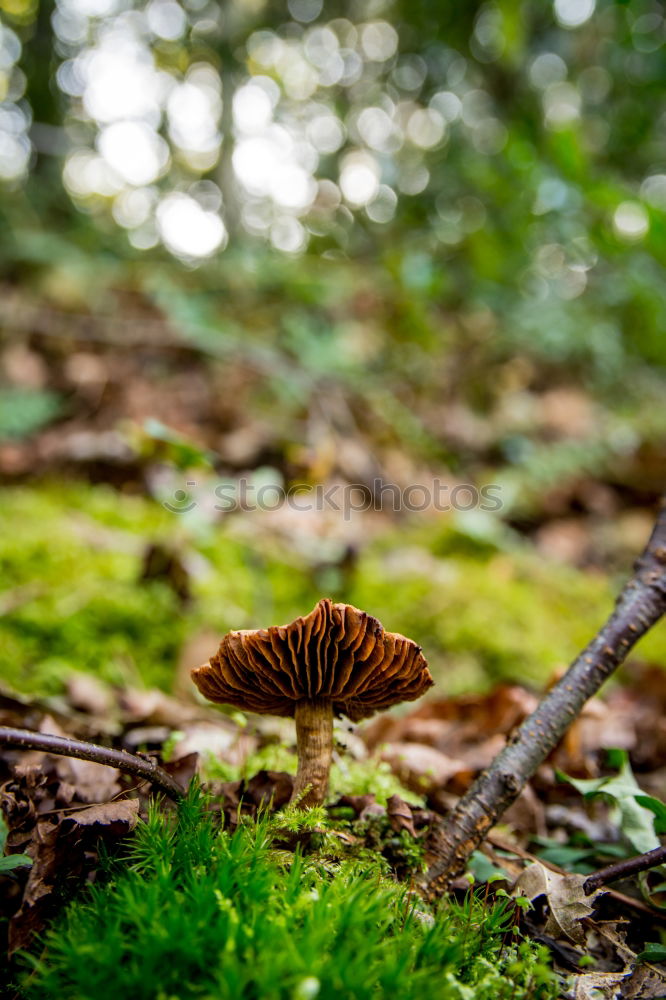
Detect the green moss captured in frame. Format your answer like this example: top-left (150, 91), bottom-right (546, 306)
top-left (0, 487), bottom-right (185, 691)
top-left (2, 483), bottom-right (664, 700)
top-left (0, 484), bottom-right (317, 694)
top-left (17, 787), bottom-right (558, 1000)
top-left (202, 741), bottom-right (420, 806)
top-left (330, 757), bottom-right (422, 805)
top-left (202, 742), bottom-right (300, 784)
top-left (350, 522), bottom-right (666, 690)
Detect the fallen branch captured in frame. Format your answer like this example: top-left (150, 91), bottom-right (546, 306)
top-left (486, 832), bottom-right (663, 920)
top-left (0, 727), bottom-right (185, 802)
top-left (426, 497), bottom-right (666, 895)
top-left (584, 844), bottom-right (666, 895)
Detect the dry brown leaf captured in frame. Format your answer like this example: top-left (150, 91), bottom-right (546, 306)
top-left (387, 794), bottom-right (417, 837)
top-left (363, 685), bottom-right (538, 752)
top-left (65, 799), bottom-right (139, 831)
top-left (380, 742), bottom-right (469, 794)
top-left (333, 794), bottom-right (384, 820)
top-left (8, 800), bottom-right (141, 952)
top-left (620, 963), bottom-right (666, 999)
top-left (55, 755), bottom-right (121, 803)
top-left (244, 770), bottom-right (294, 810)
top-left (66, 672), bottom-right (116, 718)
top-left (514, 862), bottom-right (602, 945)
top-left (572, 970), bottom-right (627, 999)
top-left (570, 963), bottom-right (666, 1000)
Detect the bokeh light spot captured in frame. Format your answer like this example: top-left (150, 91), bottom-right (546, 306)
top-left (98, 120), bottom-right (169, 186)
top-left (554, 0), bottom-right (595, 29)
top-left (359, 21), bottom-right (398, 62)
top-left (613, 202), bottom-right (649, 242)
top-left (156, 192), bottom-right (227, 258)
top-left (339, 150), bottom-right (380, 206)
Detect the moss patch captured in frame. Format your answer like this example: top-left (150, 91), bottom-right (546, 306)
top-left (2, 483), bottom-right (664, 698)
top-left (18, 788), bottom-right (559, 1000)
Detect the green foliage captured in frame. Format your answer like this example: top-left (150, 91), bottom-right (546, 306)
top-left (19, 787), bottom-right (558, 1000)
top-left (2, 0), bottom-right (666, 494)
top-left (530, 840), bottom-right (625, 876)
top-left (0, 388), bottom-right (61, 441)
top-left (558, 750), bottom-right (661, 856)
top-left (330, 757), bottom-right (421, 806)
top-left (202, 740), bottom-right (420, 806)
top-left (637, 943), bottom-right (666, 964)
top-left (635, 795), bottom-right (666, 836)
top-left (202, 743), bottom-right (299, 785)
top-left (466, 851), bottom-right (509, 884)
top-left (557, 754), bottom-right (666, 907)
top-left (0, 815), bottom-right (32, 874)
top-left (140, 418), bottom-right (216, 471)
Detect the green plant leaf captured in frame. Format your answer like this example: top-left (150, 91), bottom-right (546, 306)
top-left (467, 850), bottom-right (508, 884)
top-left (635, 795), bottom-right (666, 836)
top-left (557, 751), bottom-right (660, 856)
top-left (637, 943), bottom-right (666, 964)
top-left (0, 853), bottom-right (33, 873)
top-left (0, 815), bottom-right (32, 872)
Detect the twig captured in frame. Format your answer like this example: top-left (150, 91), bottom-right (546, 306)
top-left (0, 727), bottom-right (185, 802)
top-left (487, 832), bottom-right (664, 920)
top-left (584, 844), bottom-right (666, 895)
top-left (426, 497), bottom-right (666, 895)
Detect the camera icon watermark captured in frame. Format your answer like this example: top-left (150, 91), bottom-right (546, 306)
top-left (162, 481), bottom-right (199, 513)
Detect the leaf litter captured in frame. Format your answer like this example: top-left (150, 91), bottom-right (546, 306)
top-left (2, 660), bottom-right (666, 994)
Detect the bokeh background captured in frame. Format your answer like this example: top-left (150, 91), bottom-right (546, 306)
top-left (1, 0), bottom-right (665, 700)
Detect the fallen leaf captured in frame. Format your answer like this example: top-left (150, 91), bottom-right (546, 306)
top-left (66, 672), bottom-right (115, 718)
top-left (387, 795), bottom-right (417, 837)
top-left (163, 751), bottom-right (199, 791)
top-left (571, 970), bottom-right (626, 999)
top-left (64, 799), bottom-right (139, 832)
top-left (621, 963), bottom-right (666, 999)
top-left (380, 742), bottom-right (469, 794)
top-left (245, 770), bottom-right (294, 810)
top-left (514, 862), bottom-right (602, 945)
top-left (8, 801), bottom-right (139, 952)
top-left (8, 819), bottom-right (61, 954)
top-left (333, 794), bottom-right (384, 820)
top-left (55, 755), bottom-right (121, 804)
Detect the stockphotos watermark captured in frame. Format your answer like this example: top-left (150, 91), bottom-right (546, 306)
top-left (163, 478), bottom-right (503, 519)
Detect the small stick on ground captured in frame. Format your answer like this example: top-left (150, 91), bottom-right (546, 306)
top-left (487, 832), bottom-right (665, 921)
top-left (584, 844), bottom-right (666, 895)
top-left (426, 496), bottom-right (666, 895)
top-left (0, 726), bottom-right (185, 802)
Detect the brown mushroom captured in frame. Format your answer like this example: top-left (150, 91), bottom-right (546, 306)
top-left (191, 598), bottom-right (433, 807)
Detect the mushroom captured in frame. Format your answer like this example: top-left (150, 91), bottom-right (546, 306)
top-left (191, 598), bottom-right (433, 807)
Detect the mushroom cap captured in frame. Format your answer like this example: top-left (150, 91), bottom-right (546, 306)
top-left (191, 598), bottom-right (433, 723)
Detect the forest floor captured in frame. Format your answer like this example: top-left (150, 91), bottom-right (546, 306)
top-left (1, 304), bottom-right (666, 998)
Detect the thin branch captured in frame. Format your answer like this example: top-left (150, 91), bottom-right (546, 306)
top-left (0, 727), bottom-right (185, 802)
top-left (486, 832), bottom-right (663, 920)
top-left (425, 497), bottom-right (666, 896)
top-left (584, 844), bottom-right (666, 895)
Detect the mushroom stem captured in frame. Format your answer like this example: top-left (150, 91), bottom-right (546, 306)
top-left (293, 699), bottom-right (333, 808)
